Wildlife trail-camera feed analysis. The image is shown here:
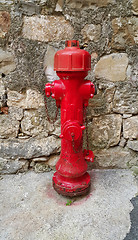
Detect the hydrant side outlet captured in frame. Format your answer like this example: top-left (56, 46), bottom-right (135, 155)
top-left (45, 40), bottom-right (95, 197)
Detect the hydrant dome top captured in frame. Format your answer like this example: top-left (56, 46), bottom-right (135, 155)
top-left (54, 40), bottom-right (91, 72)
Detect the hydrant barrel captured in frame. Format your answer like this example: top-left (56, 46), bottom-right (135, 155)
top-left (45, 40), bottom-right (95, 197)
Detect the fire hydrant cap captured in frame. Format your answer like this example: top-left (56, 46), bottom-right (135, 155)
top-left (54, 40), bottom-right (91, 72)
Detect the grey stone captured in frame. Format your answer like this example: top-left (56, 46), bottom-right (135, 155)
top-left (52, 119), bottom-right (61, 136)
top-left (21, 109), bottom-right (48, 137)
top-left (30, 161), bottom-right (35, 168)
top-left (94, 147), bottom-right (136, 168)
top-left (88, 83), bottom-right (115, 117)
top-left (0, 158), bottom-right (29, 174)
top-left (0, 170), bottom-right (137, 240)
top-left (0, 0), bottom-right (13, 5)
top-left (131, 166), bottom-right (138, 176)
top-left (0, 114), bottom-right (19, 139)
top-left (7, 89), bottom-right (44, 109)
top-left (22, 16), bottom-right (74, 42)
top-left (123, 114), bottom-right (133, 119)
top-left (16, 1), bottom-right (41, 16)
top-left (66, 0), bottom-right (115, 8)
top-left (0, 49), bottom-right (16, 75)
top-left (8, 107), bottom-right (24, 121)
top-left (113, 84), bottom-right (138, 114)
top-left (90, 114), bottom-right (122, 149)
top-left (47, 154), bottom-right (59, 168)
top-left (119, 137), bottom-right (127, 148)
top-left (132, 0), bottom-right (138, 15)
top-left (25, 89), bottom-right (44, 109)
top-left (94, 53), bottom-right (128, 82)
top-left (0, 136), bottom-right (61, 160)
top-left (111, 17), bottom-right (138, 49)
top-left (55, 0), bottom-right (64, 12)
top-left (127, 140), bottom-right (138, 151)
top-left (40, 0), bottom-right (57, 14)
top-left (0, 77), bottom-right (6, 107)
top-left (123, 116), bottom-right (138, 139)
top-left (32, 157), bottom-right (48, 162)
top-left (81, 24), bottom-right (101, 42)
top-left (7, 89), bottom-right (25, 108)
top-left (3, 38), bottom-right (47, 92)
top-left (34, 162), bottom-right (52, 173)
top-left (17, 134), bottom-right (30, 139)
top-left (128, 155), bottom-right (138, 169)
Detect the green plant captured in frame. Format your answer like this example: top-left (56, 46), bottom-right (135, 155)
top-left (66, 200), bottom-right (73, 206)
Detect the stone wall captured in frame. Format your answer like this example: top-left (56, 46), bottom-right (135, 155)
top-left (0, 0), bottom-right (138, 174)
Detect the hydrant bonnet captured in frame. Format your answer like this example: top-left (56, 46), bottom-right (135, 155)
top-left (54, 40), bottom-right (91, 72)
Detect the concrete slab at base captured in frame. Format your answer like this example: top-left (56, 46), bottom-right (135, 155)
top-left (0, 170), bottom-right (137, 240)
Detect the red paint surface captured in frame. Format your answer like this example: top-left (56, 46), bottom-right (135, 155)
top-left (45, 40), bottom-right (95, 197)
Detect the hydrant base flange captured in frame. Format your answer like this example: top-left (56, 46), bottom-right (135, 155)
top-left (53, 172), bottom-right (91, 197)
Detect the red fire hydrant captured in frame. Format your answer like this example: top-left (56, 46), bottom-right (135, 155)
top-left (45, 40), bottom-right (95, 197)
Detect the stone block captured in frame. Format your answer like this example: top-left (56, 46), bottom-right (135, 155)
top-left (123, 114), bottom-right (132, 119)
top-left (52, 119), bottom-right (61, 136)
top-left (32, 157), bottom-right (48, 162)
top-left (132, 0), bottom-right (138, 15)
top-left (131, 166), bottom-right (138, 176)
top-left (94, 53), bottom-right (128, 82)
top-left (90, 114), bottom-right (122, 149)
top-left (0, 11), bottom-right (11, 38)
top-left (8, 107), bottom-right (24, 121)
top-left (47, 155), bottom-right (59, 168)
top-left (7, 90), bottom-right (25, 108)
top-left (40, 0), bottom-right (57, 14)
top-left (128, 155), bottom-right (138, 168)
top-left (7, 89), bottom-right (44, 109)
top-left (0, 114), bottom-right (19, 139)
top-left (113, 84), bottom-right (138, 114)
top-left (94, 147), bottom-right (136, 168)
top-left (127, 140), bottom-right (138, 151)
top-left (22, 16), bottom-right (74, 42)
top-left (111, 17), bottom-right (138, 49)
top-left (55, 0), bottom-right (64, 12)
top-left (0, 158), bottom-right (29, 174)
top-left (89, 84), bottom-right (115, 117)
top-left (119, 137), bottom-right (127, 148)
top-left (123, 116), bottom-right (138, 139)
top-left (0, 136), bottom-right (61, 160)
top-left (26, 89), bottom-right (45, 109)
top-left (0, 77), bottom-right (6, 107)
top-left (16, 1), bottom-right (41, 16)
top-left (0, 49), bottom-right (16, 75)
top-left (66, 0), bottom-right (115, 8)
top-left (21, 109), bottom-right (49, 137)
top-left (0, 0), bottom-right (13, 5)
top-left (34, 162), bottom-right (52, 173)
top-left (81, 24), bottom-right (101, 42)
